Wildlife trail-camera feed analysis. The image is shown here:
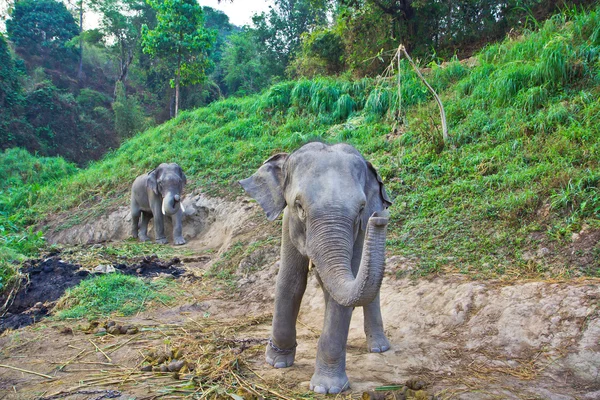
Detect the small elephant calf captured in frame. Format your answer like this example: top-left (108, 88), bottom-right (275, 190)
top-left (131, 163), bottom-right (187, 245)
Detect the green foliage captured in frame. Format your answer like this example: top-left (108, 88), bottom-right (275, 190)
top-left (289, 28), bottom-right (345, 76)
top-left (0, 148), bottom-right (78, 291)
top-left (221, 30), bottom-right (274, 95)
top-left (113, 82), bottom-right (149, 139)
top-left (252, 0), bottom-right (330, 77)
top-left (6, 0), bottom-right (79, 69)
top-left (0, 33), bottom-right (27, 149)
top-left (55, 274), bottom-right (174, 319)
top-left (142, 0), bottom-right (215, 100)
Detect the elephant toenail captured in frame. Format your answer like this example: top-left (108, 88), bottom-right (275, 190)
top-left (329, 387), bottom-right (342, 394)
top-left (274, 362), bottom-right (286, 368)
top-left (371, 347), bottom-right (381, 353)
top-left (313, 386), bottom-right (327, 394)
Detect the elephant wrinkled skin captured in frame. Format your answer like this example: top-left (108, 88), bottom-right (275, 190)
top-left (239, 142), bottom-right (392, 394)
top-left (130, 163), bottom-right (187, 245)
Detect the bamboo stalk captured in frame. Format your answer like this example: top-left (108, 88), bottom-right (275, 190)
top-left (89, 339), bottom-right (112, 362)
top-left (0, 364), bottom-right (54, 379)
top-left (397, 44), bottom-right (448, 145)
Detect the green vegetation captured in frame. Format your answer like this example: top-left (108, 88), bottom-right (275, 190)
top-left (1, 8), bottom-right (599, 287)
top-left (55, 273), bottom-right (174, 319)
top-left (142, 0), bottom-right (215, 117)
top-left (0, 148), bottom-right (77, 290)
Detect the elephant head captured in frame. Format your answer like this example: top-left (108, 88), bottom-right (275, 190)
top-left (240, 142), bottom-right (392, 307)
top-left (147, 163), bottom-right (187, 216)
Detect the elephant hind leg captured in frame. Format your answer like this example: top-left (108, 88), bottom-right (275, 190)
top-left (363, 293), bottom-right (390, 353)
top-left (131, 202), bottom-right (141, 239)
top-left (139, 211), bottom-right (152, 242)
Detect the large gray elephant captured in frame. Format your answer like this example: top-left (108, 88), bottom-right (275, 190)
top-left (240, 142), bottom-right (392, 394)
top-left (131, 163), bottom-right (187, 245)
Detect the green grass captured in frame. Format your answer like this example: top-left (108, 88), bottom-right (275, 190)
top-left (0, 148), bottom-right (78, 290)
top-left (1, 7), bottom-right (600, 284)
top-left (55, 273), bottom-right (174, 320)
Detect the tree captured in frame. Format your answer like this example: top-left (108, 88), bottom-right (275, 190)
top-left (221, 29), bottom-right (273, 94)
top-left (141, 0), bottom-right (214, 117)
top-left (6, 0), bottom-right (79, 70)
top-left (251, 0), bottom-right (330, 77)
top-left (92, 0), bottom-right (156, 93)
top-left (0, 33), bottom-right (28, 149)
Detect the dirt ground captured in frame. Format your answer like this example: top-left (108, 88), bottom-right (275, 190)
top-left (1, 194), bottom-right (600, 399)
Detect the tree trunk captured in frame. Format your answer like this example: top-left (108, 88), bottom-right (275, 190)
top-left (77, 0), bottom-right (83, 80)
top-left (175, 70), bottom-right (180, 117)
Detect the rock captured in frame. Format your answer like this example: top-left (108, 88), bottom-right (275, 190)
top-left (126, 327), bottom-right (139, 335)
top-left (537, 247), bottom-right (550, 257)
top-left (159, 365), bottom-right (169, 373)
top-left (93, 264), bottom-right (116, 274)
top-left (119, 325), bottom-right (131, 334)
top-left (140, 365), bottom-right (153, 372)
top-left (33, 302), bottom-right (44, 309)
top-left (106, 321), bottom-right (116, 328)
top-left (95, 327), bottom-right (107, 335)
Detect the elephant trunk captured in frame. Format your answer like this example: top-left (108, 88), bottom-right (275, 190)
top-left (161, 193), bottom-right (179, 216)
top-left (308, 211), bottom-right (388, 308)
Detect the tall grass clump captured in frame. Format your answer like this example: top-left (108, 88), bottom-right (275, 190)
top-left (55, 274), bottom-right (174, 319)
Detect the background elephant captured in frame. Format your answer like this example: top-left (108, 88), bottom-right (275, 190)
top-left (131, 163), bottom-right (187, 245)
top-left (240, 142), bottom-right (392, 394)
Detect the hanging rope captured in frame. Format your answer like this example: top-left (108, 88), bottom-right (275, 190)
top-left (395, 45), bottom-right (448, 145)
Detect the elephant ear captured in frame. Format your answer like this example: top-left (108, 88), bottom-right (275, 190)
top-left (362, 161), bottom-right (392, 230)
top-left (177, 164), bottom-right (187, 185)
top-left (146, 168), bottom-right (159, 195)
top-left (239, 153), bottom-right (289, 221)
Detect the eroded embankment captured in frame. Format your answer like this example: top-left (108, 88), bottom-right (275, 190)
top-left (44, 191), bottom-right (260, 252)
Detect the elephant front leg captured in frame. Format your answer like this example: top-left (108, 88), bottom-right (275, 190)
top-left (139, 212), bottom-right (151, 242)
top-left (310, 293), bottom-right (352, 394)
top-left (363, 293), bottom-right (390, 353)
top-left (267, 212), bottom-right (309, 369)
top-left (151, 203), bottom-right (168, 244)
top-left (172, 210), bottom-right (186, 245)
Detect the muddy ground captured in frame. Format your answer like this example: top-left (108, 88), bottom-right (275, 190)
top-left (1, 194), bottom-right (599, 399)
top-left (0, 254), bottom-right (186, 333)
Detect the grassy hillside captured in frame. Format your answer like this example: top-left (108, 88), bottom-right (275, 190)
top-left (1, 8), bottom-right (599, 288)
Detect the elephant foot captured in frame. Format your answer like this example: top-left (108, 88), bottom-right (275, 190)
top-left (139, 235), bottom-right (150, 242)
top-left (173, 236), bottom-right (186, 245)
top-left (310, 363), bottom-right (349, 394)
top-left (265, 338), bottom-right (296, 369)
top-left (366, 331), bottom-right (390, 353)
top-left (155, 237), bottom-right (168, 245)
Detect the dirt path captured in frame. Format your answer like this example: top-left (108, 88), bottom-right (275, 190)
top-left (1, 265), bottom-right (599, 399)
